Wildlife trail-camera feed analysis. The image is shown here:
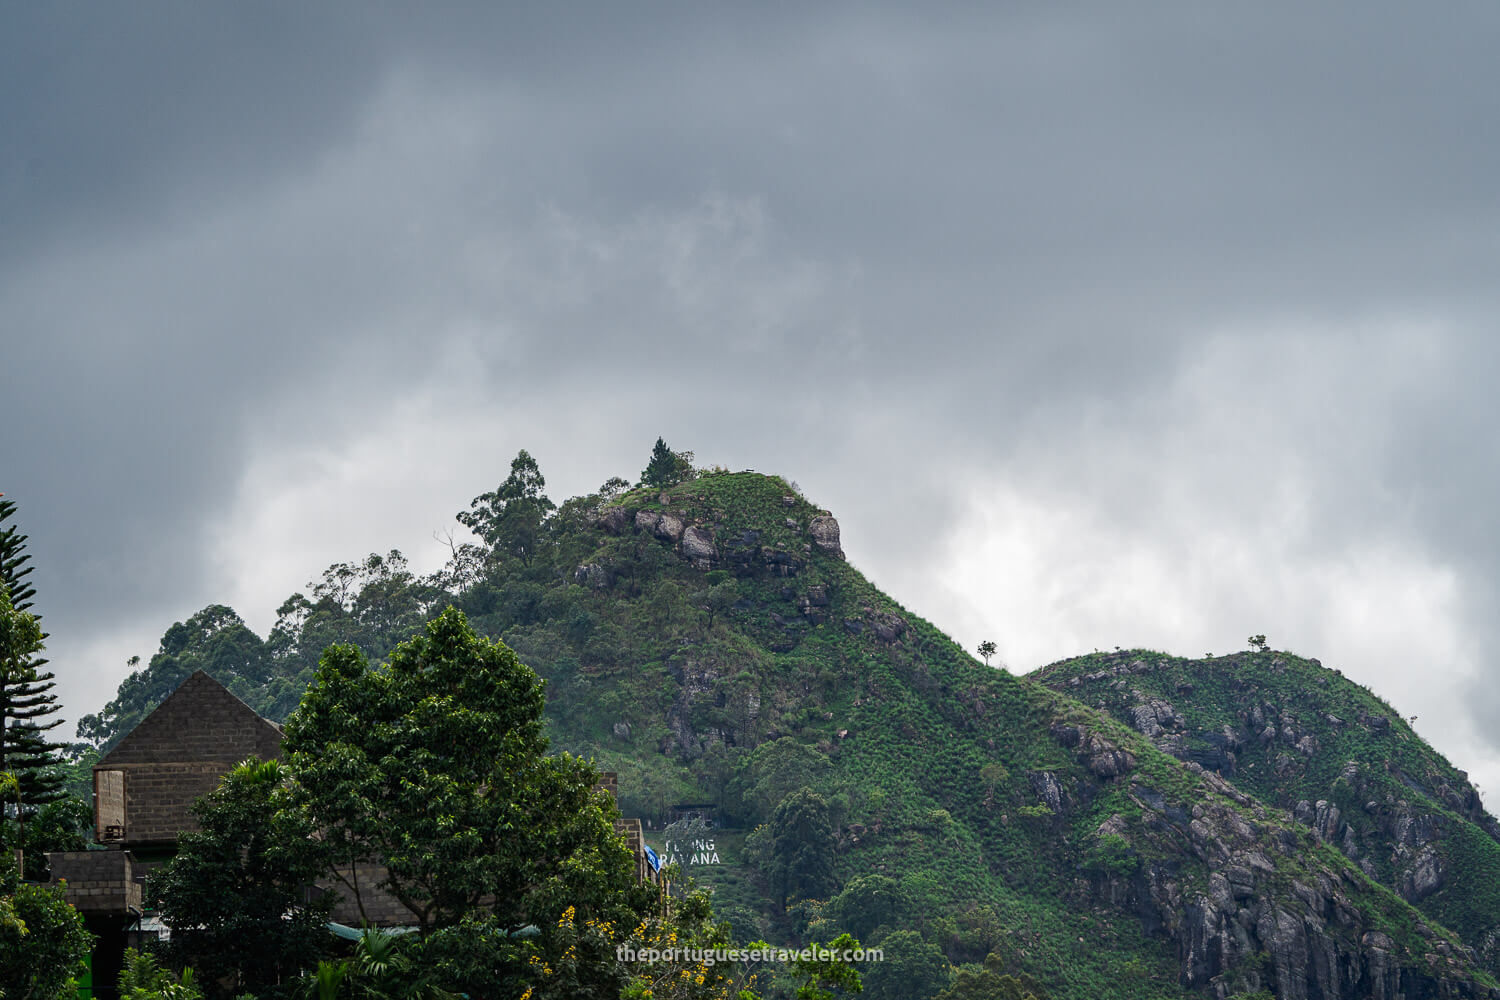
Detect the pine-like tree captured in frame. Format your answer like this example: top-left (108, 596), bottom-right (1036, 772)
top-left (0, 497), bottom-right (66, 813)
top-left (641, 437), bottom-right (678, 488)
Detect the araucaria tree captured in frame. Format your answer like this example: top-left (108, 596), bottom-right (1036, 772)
top-left (641, 437), bottom-right (679, 488)
top-left (0, 498), bottom-right (66, 819)
top-left (283, 607), bottom-right (655, 997)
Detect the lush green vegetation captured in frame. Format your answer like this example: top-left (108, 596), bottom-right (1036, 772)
top-left (149, 759), bottom-right (333, 998)
top-left (83, 448), bottom-right (1500, 999)
top-left (0, 853), bottom-right (91, 1000)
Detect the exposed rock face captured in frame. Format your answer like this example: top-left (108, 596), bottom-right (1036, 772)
top-left (1040, 651), bottom-right (1500, 990)
top-left (808, 515), bottom-right (844, 559)
top-left (574, 563), bottom-right (612, 589)
top-left (664, 656), bottom-right (732, 758)
top-left (653, 513), bottom-right (686, 543)
top-left (1051, 722), bottom-right (1136, 779)
top-left (598, 507), bottom-right (630, 535)
top-left (681, 526), bottom-right (717, 567)
top-left (761, 547), bottom-right (801, 577)
top-left (1027, 770), bottom-right (1068, 812)
top-left (1097, 772), bottom-right (1498, 1000)
top-left (871, 612), bottom-right (907, 643)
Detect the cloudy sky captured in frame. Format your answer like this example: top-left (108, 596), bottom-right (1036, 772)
top-left (5, 5), bottom-right (1499, 792)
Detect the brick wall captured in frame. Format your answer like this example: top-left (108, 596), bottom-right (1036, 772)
top-left (48, 850), bottom-right (141, 914)
top-left (323, 863), bottom-right (423, 928)
top-left (95, 670), bottom-right (284, 845)
top-left (98, 670), bottom-right (282, 768)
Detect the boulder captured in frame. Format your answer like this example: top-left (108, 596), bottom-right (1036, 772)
top-left (681, 526), bottom-right (717, 567)
top-left (653, 513), bottom-right (685, 543)
top-left (573, 563), bottom-right (612, 589)
top-left (598, 507), bottom-right (630, 535)
top-left (808, 515), bottom-right (844, 559)
top-left (871, 612), bottom-right (907, 643)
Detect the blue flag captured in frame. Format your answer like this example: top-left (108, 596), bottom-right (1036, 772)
top-left (645, 844), bottom-right (661, 873)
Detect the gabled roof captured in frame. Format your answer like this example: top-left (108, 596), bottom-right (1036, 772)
top-left (97, 669), bottom-right (283, 767)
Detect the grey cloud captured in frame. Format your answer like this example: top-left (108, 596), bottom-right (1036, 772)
top-left (4, 4), bottom-right (1500, 773)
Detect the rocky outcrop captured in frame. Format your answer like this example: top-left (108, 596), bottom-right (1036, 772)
top-left (1039, 649), bottom-right (1500, 992)
top-left (574, 563), bottom-right (612, 589)
top-left (631, 509), bottom-right (686, 543)
top-left (1098, 773), bottom-right (1497, 1000)
top-left (1027, 770), bottom-right (1069, 813)
top-left (1050, 721), bottom-right (1136, 779)
top-left (681, 526), bottom-right (717, 568)
top-left (597, 506), bottom-right (630, 535)
top-left (809, 515), bottom-right (844, 559)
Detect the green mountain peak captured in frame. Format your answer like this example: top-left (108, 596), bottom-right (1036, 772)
top-left (79, 461), bottom-right (1500, 999)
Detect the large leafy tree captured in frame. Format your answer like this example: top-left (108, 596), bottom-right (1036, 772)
top-left (750, 788), bottom-right (839, 913)
top-left (819, 873), bottom-right (912, 944)
top-left (861, 930), bottom-right (953, 1000)
top-left (282, 607), bottom-right (655, 997)
top-left (458, 449), bottom-right (556, 567)
top-left (0, 498), bottom-right (66, 814)
top-left (148, 758), bottom-right (332, 999)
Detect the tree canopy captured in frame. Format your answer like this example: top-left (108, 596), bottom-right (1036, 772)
top-left (282, 606), bottom-right (655, 997)
top-left (0, 854), bottom-right (91, 1000)
top-left (459, 449), bottom-right (557, 567)
top-left (149, 758), bottom-right (332, 999)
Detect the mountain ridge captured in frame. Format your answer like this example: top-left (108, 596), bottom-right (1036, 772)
top-left (76, 465), bottom-right (1500, 999)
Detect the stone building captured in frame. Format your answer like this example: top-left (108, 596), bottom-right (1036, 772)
top-left (48, 669), bottom-right (655, 998)
top-left (48, 671), bottom-right (285, 998)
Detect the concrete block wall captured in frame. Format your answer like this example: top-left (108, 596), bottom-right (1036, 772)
top-left (96, 769), bottom-right (125, 842)
top-left (95, 670), bottom-right (284, 845)
top-left (98, 670), bottom-right (282, 769)
top-left (323, 862), bottom-right (423, 928)
top-left (48, 850), bottom-right (141, 914)
top-left (117, 762), bottom-right (234, 844)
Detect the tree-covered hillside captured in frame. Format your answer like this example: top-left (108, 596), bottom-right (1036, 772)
top-left (79, 453), bottom-right (1500, 1000)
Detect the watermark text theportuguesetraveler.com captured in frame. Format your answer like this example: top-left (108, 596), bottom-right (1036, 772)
top-left (617, 945), bottom-right (882, 966)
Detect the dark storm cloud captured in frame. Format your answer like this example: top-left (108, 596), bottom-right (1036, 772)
top-left (4, 4), bottom-right (1500, 774)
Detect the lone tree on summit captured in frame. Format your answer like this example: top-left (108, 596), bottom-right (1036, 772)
top-left (641, 437), bottom-right (678, 488)
top-left (977, 640), bottom-right (997, 667)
